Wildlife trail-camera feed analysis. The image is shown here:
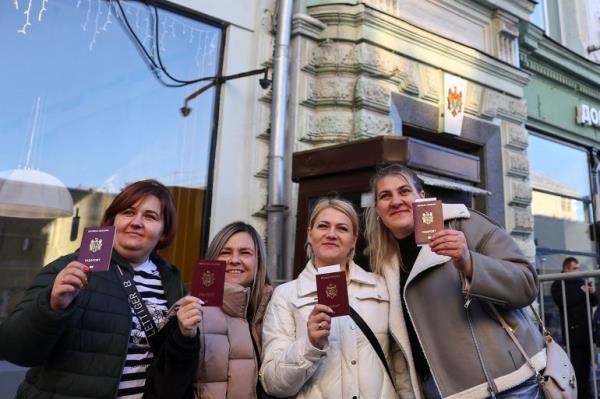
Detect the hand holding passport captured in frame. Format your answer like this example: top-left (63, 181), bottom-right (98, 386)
top-left (77, 226), bottom-right (116, 272)
top-left (191, 260), bottom-right (226, 307)
top-left (51, 226), bottom-right (116, 311)
top-left (316, 264), bottom-right (349, 317)
top-left (412, 198), bottom-right (443, 245)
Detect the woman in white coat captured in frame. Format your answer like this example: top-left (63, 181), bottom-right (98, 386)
top-left (260, 198), bottom-right (400, 399)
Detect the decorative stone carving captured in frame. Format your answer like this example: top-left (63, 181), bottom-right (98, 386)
top-left (492, 10), bottom-right (519, 66)
top-left (507, 178), bottom-right (532, 206)
top-left (307, 75), bottom-right (355, 105)
top-left (464, 82), bottom-right (483, 116)
top-left (302, 110), bottom-right (354, 142)
top-left (505, 149), bottom-right (529, 177)
top-left (512, 234), bottom-right (536, 262)
top-left (355, 76), bottom-right (392, 111)
top-left (481, 90), bottom-right (527, 122)
top-left (355, 43), bottom-right (418, 94)
top-left (354, 109), bottom-right (393, 138)
top-left (501, 121), bottom-right (528, 150)
top-left (508, 206), bottom-right (534, 235)
top-left (309, 41), bottom-right (356, 69)
top-left (418, 64), bottom-right (440, 102)
top-left (497, 97), bottom-right (528, 123)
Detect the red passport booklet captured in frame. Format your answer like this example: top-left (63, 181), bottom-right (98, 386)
top-left (191, 260), bottom-right (226, 307)
top-left (77, 226), bottom-right (116, 272)
top-left (316, 268), bottom-right (350, 317)
top-left (412, 198), bottom-right (444, 245)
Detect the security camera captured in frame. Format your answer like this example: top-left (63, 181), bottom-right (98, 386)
top-left (259, 68), bottom-right (271, 89)
top-left (259, 77), bottom-right (272, 90)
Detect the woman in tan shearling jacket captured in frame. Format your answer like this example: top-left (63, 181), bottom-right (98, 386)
top-left (365, 165), bottom-right (546, 399)
top-left (144, 222), bottom-right (273, 399)
top-left (260, 198), bottom-right (398, 398)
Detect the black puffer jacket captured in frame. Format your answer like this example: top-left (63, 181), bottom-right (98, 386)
top-left (0, 250), bottom-right (185, 399)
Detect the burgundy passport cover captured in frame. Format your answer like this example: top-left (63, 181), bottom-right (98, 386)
top-left (412, 198), bottom-right (444, 245)
top-left (191, 260), bottom-right (225, 307)
top-left (316, 271), bottom-right (350, 317)
top-left (77, 226), bottom-right (115, 272)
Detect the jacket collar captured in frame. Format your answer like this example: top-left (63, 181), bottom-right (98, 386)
top-left (221, 282), bottom-right (251, 318)
top-left (296, 260), bottom-right (377, 297)
top-left (442, 203), bottom-right (470, 221)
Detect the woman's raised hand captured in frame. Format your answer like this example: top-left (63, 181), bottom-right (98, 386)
top-left (429, 229), bottom-right (473, 279)
top-left (50, 261), bottom-right (89, 311)
top-left (307, 304), bottom-right (333, 350)
top-left (176, 296), bottom-right (204, 338)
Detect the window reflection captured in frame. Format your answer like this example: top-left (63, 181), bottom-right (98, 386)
top-left (530, 134), bottom-right (596, 273)
top-left (0, 1), bottom-right (222, 321)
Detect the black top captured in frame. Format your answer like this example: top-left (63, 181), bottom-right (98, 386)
top-left (397, 234), bottom-right (429, 379)
top-left (551, 276), bottom-right (598, 347)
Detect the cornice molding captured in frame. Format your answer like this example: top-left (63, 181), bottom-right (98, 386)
top-left (309, 3), bottom-right (530, 98)
top-left (292, 12), bottom-right (327, 40)
top-left (520, 22), bottom-right (600, 101)
top-left (471, 0), bottom-right (535, 21)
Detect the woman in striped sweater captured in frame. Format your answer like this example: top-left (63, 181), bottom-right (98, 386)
top-left (0, 179), bottom-right (186, 399)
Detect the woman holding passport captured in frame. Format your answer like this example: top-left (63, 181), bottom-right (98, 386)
top-left (0, 179), bottom-right (185, 399)
top-left (260, 198), bottom-right (399, 398)
top-left (364, 164), bottom-right (545, 398)
top-left (143, 221), bottom-right (273, 399)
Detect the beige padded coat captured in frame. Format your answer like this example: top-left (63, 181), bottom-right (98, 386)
top-left (193, 282), bottom-right (273, 399)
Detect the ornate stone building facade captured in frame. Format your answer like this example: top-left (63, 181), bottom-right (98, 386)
top-left (262, 0), bottom-right (539, 273)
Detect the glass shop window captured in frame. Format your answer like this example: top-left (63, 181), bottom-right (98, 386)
top-left (529, 134), bottom-right (596, 273)
top-left (0, 0), bottom-right (223, 322)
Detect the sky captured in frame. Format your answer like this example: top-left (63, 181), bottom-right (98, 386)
top-left (1, 0), bottom-right (221, 192)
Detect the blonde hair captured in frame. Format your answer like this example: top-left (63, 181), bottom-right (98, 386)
top-left (305, 197), bottom-right (359, 264)
top-left (206, 222), bottom-right (270, 323)
top-left (364, 165), bottom-right (424, 274)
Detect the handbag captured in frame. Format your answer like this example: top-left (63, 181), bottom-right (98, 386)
top-left (488, 304), bottom-right (577, 399)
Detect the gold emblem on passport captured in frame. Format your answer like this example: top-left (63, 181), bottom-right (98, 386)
top-left (325, 283), bottom-right (338, 299)
top-left (422, 211), bottom-right (434, 225)
top-left (89, 238), bottom-right (103, 253)
top-left (201, 270), bottom-right (215, 287)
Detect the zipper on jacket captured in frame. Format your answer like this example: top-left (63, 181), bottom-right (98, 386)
top-left (464, 298), bottom-right (498, 398)
top-left (464, 294), bottom-right (473, 309)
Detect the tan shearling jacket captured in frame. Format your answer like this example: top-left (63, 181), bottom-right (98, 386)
top-left (385, 204), bottom-right (546, 399)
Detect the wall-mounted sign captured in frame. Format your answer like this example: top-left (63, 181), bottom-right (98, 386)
top-left (442, 73), bottom-right (467, 135)
top-left (576, 103), bottom-right (600, 127)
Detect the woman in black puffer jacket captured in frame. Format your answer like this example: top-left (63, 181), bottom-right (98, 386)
top-left (0, 179), bottom-right (185, 399)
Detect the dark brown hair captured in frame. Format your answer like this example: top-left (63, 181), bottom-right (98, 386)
top-left (101, 179), bottom-right (177, 249)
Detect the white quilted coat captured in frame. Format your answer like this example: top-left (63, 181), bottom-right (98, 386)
top-left (259, 261), bottom-right (400, 399)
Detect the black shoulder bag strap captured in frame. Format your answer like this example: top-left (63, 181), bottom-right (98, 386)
top-left (349, 306), bottom-right (394, 383)
top-left (116, 265), bottom-right (159, 350)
